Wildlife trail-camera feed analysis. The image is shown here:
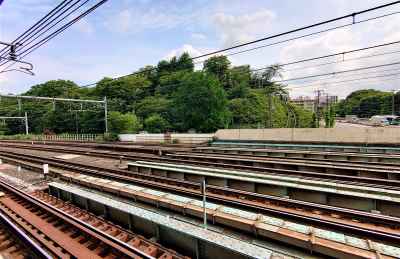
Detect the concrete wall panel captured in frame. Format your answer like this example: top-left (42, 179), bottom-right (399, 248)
top-left (215, 128), bottom-right (400, 144)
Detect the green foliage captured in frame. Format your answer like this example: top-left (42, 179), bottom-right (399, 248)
top-left (0, 53), bottom-right (316, 135)
top-left (135, 96), bottom-right (171, 119)
top-left (203, 56), bottom-right (231, 87)
top-left (26, 80), bottom-right (81, 98)
top-left (173, 72), bottom-right (231, 132)
top-left (108, 112), bottom-right (141, 134)
top-left (311, 113), bottom-right (319, 128)
top-left (335, 89), bottom-right (393, 118)
top-left (144, 114), bottom-right (169, 133)
top-left (324, 105), bottom-right (336, 128)
top-left (102, 132), bottom-right (119, 142)
top-left (291, 105), bottom-right (314, 128)
top-left (229, 93), bottom-right (265, 128)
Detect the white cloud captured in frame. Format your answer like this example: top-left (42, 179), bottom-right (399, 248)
top-left (74, 19), bottom-right (94, 35)
top-left (105, 7), bottom-right (199, 33)
top-left (164, 44), bottom-right (202, 60)
top-left (279, 20), bottom-right (400, 98)
top-left (212, 9), bottom-right (276, 47)
top-left (191, 33), bottom-right (206, 40)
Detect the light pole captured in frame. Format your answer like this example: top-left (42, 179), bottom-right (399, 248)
top-left (392, 90), bottom-right (398, 116)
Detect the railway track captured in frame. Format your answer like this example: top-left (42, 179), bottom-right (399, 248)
top-left (1, 144), bottom-right (400, 189)
top-left (0, 149), bottom-right (399, 246)
top-left (194, 146), bottom-right (400, 165)
top-left (0, 208), bottom-right (51, 258)
top-left (0, 179), bottom-right (188, 259)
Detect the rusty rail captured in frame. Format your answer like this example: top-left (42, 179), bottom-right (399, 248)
top-left (0, 209), bottom-right (52, 259)
top-left (0, 180), bottom-right (186, 259)
top-left (1, 144), bottom-right (400, 189)
top-left (0, 150), bottom-right (399, 246)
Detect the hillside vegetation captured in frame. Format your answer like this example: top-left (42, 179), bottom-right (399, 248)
top-left (0, 54), bottom-right (315, 134)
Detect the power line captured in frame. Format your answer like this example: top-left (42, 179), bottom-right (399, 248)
top-left (283, 48), bottom-right (400, 72)
top-left (214, 10), bottom-right (400, 60)
top-left (0, 0), bottom-right (109, 72)
top-left (0, 0), bottom-right (72, 56)
top-left (288, 71), bottom-right (400, 90)
top-left (81, 40), bottom-right (400, 94)
top-left (192, 1), bottom-right (400, 59)
top-left (288, 66), bottom-right (400, 87)
top-left (275, 60), bottom-right (400, 83)
top-left (0, 0), bottom-right (90, 61)
top-left (79, 39), bottom-right (400, 89)
top-left (79, 2), bottom-right (400, 87)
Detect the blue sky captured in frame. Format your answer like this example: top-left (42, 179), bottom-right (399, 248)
top-left (1, 0), bottom-right (400, 98)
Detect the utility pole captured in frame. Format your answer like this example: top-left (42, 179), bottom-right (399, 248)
top-left (268, 88), bottom-right (272, 128)
top-left (326, 92), bottom-right (330, 128)
top-left (104, 96), bottom-right (108, 133)
top-left (24, 112), bottom-right (29, 135)
top-left (314, 90), bottom-right (322, 128)
top-left (201, 180), bottom-right (207, 229)
top-left (392, 90), bottom-right (397, 116)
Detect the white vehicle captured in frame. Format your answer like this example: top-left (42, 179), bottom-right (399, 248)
top-left (369, 115), bottom-right (397, 126)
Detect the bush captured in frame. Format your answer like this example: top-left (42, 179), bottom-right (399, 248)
top-left (108, 112), bottom-right (142, 134)
top-left (102, 133), bottom-right (119, 142)
top-left (144, 114), bottom-right (169, 133)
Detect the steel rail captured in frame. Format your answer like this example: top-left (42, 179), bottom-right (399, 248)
top-left (1, 144), bottom-right (400, 190)
top-left (0, 150), bottom-right (399, 245)
top-left (0, 210), bottom-right (53, 259)
top-left (0, 179), bottom-right (157, 259)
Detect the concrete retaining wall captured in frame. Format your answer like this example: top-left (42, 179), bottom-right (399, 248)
top-left (215, 128), bottom-right (400, 145)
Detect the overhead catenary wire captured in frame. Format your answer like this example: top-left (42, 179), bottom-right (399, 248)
top-left (78, 39), bottom-right (400, 89)
top-left (0, 0), bottom-right (90, 61)
top-left (79, 40), bottom-right (400, 95)
top-left (192, 1), bottom-right (400, 59)
top-left (0, 0), bottom-right (72, 56)
top-left (288, 71), bottom-right (400, 90)
top-left (287, 66), bottom-right (400, 87)
top-left (275, 60), bottom-right (400, 83)
top-left (78, 1), bottom-right (400, 87)
top-left (211, 10), bottom-right (400, 60)
top-left (283, 48), bottom-right (400, 72)
top-left (0, 0), bottom-right (109, 72)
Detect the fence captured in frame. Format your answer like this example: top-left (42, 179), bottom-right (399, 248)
top-left (0, 134), bottom-right (102, 142)
top-left (30, 134), bottom-right (101, 142)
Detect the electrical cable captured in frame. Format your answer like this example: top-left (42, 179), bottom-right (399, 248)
top-left (0, 0), bottom-right (75, 57)
top-left (0, 0), bottom-right (108, 72)
top-left (288, 71), bottom-right (400, 90)
top-left (78, 2), bottom-right (400, 87)
top-left (275, 60), bottom-right (400, 83)
top-left (0, 0), bottom-right (88, 60)
top-left (287, 66), bottom-right (400, 87)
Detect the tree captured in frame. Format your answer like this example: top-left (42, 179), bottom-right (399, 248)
top-left (26, 80), bottom-right (81, 98)
top-left (108, 112), bottom-right (141, 134)
top-left (135, 96), bottom-right (171, 119)
top-left (203, 56), bottom-right (231, 86)
top-left (311, 113), bottom-right (319, 128)
top-left (173, 72), bottom-right (231, 132)
top-left (144, 114), bottom-right (170, 133)
top-left (324, 105), bottom-right (336, 128)
top-left (335, 89), bottom-right (392, 118)
top-left (177, 52), bottom-right (194, 72)
top-left (229, 93), bottom-right (265, 128)
top-left (92, 75), bottom-right (151, 112)
top-left (0, 54), bottom-right (320, 135)
top-left (290, 104), bottom-right (314, 128)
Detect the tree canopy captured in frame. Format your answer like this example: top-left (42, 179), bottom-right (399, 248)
top-left (335, 89), bottom-right (396, 118)
top-left (0, 52), bottom-right (316, 135)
